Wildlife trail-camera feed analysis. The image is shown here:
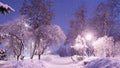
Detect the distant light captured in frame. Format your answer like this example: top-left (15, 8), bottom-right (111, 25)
top-left (85, 33), bottom-right (93, 41)
top-left (74, 43), bottom-right (80, 48)
top-left (24, 23), bottom-right (30, 28)
top-left (71, 43), bottom-right (80, 50)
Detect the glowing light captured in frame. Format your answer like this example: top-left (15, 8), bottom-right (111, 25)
top-left (24, 23), bottom-right (30, 28)
top-left (71, 43), bottom-right (80, 50)
top-left (85, 33), bottom-right (93, 41)
top-left (75, 43), bottom-right (80, 48)
top-left (71, 35), bottom-right (86, 50)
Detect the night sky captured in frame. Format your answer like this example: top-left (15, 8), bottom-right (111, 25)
top-left (0, 0), bottom-right (106, 33)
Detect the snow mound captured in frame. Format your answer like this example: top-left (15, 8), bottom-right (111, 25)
top-left (0, 60), bottom-right (45, 68)
top-left (85, 58), bottom-right (120, 68)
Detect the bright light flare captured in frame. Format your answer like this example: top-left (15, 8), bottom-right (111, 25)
top-left (85, 33), bottom-right (93, 41)
top-left (24, 23), bottom-right (30, 28)
top-left (71, 43), bottom-right (80, 50)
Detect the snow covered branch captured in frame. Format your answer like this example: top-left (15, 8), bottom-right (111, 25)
top-left (0, 2), bottom-right (15, 14)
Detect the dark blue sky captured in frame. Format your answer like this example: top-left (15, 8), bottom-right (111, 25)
top-left (0, 0), bottom-right (106, 33)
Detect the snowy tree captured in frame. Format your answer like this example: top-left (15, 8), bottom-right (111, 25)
top-left (107, 0), bottom-right (120, 41)
top-left (92, 1), bottom-right (120, 38)
top-left (93, 3), bottom-right (114, 37)
top-left (65, 4), bottom-right (87, 56)
top-left (20, 0), bottom-right (55, 59)
top-left (20, 0), bottom-right (54, 29)
top-left (108, 0), bottom-right (120, 20)
top-left (31, 25), bottom-right (66, 60)
top-left (0, 16), bottom-right (29, 60)
top-left (0, 2), bottom-right (15, 14)
top-left (74, 4), bottom-right (87, 35)
top-left (71, 35), bottom-right (87, 56)
top-left (65, 5), bottom-right (86, 54)
top-left (91, 2), bottom-right (120, 58)
top-left (93, 36), bottom-right (114, 57)
top-left (65, 20), bottom-right (78, 48)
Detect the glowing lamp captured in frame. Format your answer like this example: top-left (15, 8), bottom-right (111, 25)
top-left (85, 33), bottom-right (93, 41)
top-left (24, 23), bottom-right (29, 28)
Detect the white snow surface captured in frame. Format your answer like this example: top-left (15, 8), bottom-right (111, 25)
top-left (85, 57), bottom-right (120, 68)
top-left (0, 55), bottom-right (120, 68)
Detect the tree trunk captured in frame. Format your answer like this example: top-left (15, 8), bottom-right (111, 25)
top-left (38, 54), bottom-right (41, 60)
top-left (17, 55), bottom-right (19, 60)
top-left (71, 56), bottom-right (75, 62)
top-left (31, 44), bottom-right (37, 59)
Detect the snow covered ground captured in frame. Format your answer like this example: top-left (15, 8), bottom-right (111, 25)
top-left (0, 55), bottom-right (120, 68)
top-left (85, 58), bottom-right (120, 68)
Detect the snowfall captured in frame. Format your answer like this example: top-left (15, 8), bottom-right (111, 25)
top-left (0, 55), bottom-right (120, 68)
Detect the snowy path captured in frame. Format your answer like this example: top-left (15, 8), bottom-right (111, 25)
top-left (0, 55), bottom-right (120, 68)
top-left (0, 55), bottom-right (85, 68)
top-left (43, 61), bottom-right (80, 68)
top-left (41, 55), bottom-right (84, 68)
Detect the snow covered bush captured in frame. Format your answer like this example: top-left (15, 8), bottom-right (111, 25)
top-left (93, 36), bottom-right (114, 57)
top-left (71, 35), bottom-right (88, 56)
top-left (113, 41), bottom-right (120, 56)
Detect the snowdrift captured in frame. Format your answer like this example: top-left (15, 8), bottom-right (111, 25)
top-left (85, 58), bottom-right (120, 68)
